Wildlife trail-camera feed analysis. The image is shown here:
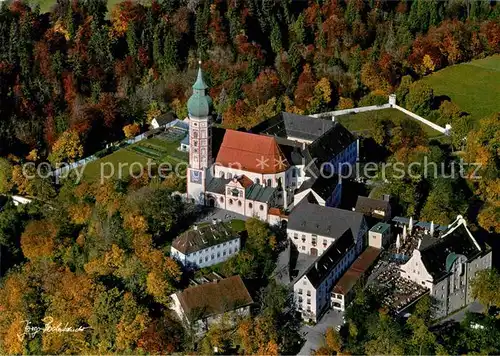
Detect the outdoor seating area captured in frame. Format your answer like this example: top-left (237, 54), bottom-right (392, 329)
top-left (372, 261), bottom-right (427, 313)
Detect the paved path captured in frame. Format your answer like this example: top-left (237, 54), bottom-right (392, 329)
top-left (440, 301), bottom-right (484, 324)
top-left (195, 207), bottom-right (249, 224)
top-left (298, 309), bottom-right (344, 355)
top-left (274, 243), bottom-right (291, 285)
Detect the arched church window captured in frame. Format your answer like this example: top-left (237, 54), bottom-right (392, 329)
top-left (255, 178), bottom-right (260, 185)
top-left (193, 131), bottom-right (199, 139)
top-left (219, 196), bottom-right (224, 203)
top-left (226, 173), bottom-right (232, 179)
top-left (220, 171), bottom-right (224, 178)
top-left (229, 199), bottom-right (233, 205)
top-left (267, 179), bottom-right (272, 187)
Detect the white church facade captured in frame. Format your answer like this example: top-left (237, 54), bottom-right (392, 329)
top-left (185, 64), bottom-right (360, 222)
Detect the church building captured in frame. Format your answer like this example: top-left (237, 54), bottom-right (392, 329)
top-left (185, 64), bottom-right (359, 222)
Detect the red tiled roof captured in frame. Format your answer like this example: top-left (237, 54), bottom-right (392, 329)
top-left (268, 207), bottom-right (288, 218)
top-left (333, 247), bottom-right (381, 295)
top-left (216, 130), bottom-right (290, 174)
top-left (237, 175), bottom-right (254, 188)
top-left (268, 208), bottom-right (281, 216)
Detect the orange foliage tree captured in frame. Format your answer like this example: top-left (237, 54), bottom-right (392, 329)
top-left (21, 220), bottom-right (58, 260)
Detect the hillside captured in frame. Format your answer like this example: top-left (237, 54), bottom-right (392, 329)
top-left (421, 55), bottom-right (500, 124)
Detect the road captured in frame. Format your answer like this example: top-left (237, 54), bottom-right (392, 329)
top-left (298, 309), bottom-right (344, 355)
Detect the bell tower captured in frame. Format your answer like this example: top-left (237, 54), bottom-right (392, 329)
top-left (186, 62), bottom-right (213, 204)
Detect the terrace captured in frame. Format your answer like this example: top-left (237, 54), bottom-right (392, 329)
top-left (372, 262), bottom-right (428, 313)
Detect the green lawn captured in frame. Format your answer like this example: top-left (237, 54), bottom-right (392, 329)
top-left (421, 55), bottom-right (500, 124)
top-left (336, 108), bottom-right (443, 138)
top-left (230, 219), bottom-right (246, 232)
top-left (81, 135), bottom-right (188, 181)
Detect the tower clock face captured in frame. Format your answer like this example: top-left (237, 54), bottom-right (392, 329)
top-left (190, 169), bottom-right (203, 184)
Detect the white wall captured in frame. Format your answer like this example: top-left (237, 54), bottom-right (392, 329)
top-left (293, 245), bottom-right (358, 322)
top-left (171, 237), bottom-right (241, 268)
top-left (288, 229), bottom-right (334, 256)
top-left (309, 104), bottom-right (392, 118)
top-left (294, 188), bottom-right (326, 207)
top-left (400, 250), bottom-right (433, 287)
top-left (392, 104), bottom-right (447, 134)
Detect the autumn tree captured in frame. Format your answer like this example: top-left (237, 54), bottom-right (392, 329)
top-left (21, 220), bottom-right (58, 260)
top-left (243, 69), bottom-right (281, 106)
top-left (48, 130), bottom-right (84, 166)
top-left (471, 269), bottom-right (500, 312)
top-left (294, 64), bottom-right (317, 110)
top-left (0, 158), bottom-right (13, 194)
top-left (406, 82), bottom-right (434, 117)
top-left (313, 327), bottom-right (343, 355)
top-left (123, 123), bottom-right (140, 138)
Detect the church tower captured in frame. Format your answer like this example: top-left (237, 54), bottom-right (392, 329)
top-left (186, 62), bottom-right (213, 204)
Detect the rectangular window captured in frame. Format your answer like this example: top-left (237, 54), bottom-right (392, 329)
top-left (217, 252), bottom-right (220, 258)
top-left (298, 289), bottom-right (303, 295)
top-left (294, 233), bottom-right (298, 239)
top-left (223, 250), bottom-right (226, 256)
top-left (307, 298), bottom-right (311, 305)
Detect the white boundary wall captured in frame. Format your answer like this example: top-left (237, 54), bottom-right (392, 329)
top-left (310, 94), bottom-right (451, 136)
top-left (310, 104), bottom-right (391, 119)
top-left (392, 104), bottom-right (448, 134)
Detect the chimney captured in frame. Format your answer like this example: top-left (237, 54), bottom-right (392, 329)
top-left (331, 115), bottom-right (336, 122)
top-left (212, 218), bottom-right (217, 225)
top-left (193, 225), bottom-right (198, 231)
top-left (383, 194), bottom-right (391, 202)
top-left (417, 238), bottom-right (421, 249)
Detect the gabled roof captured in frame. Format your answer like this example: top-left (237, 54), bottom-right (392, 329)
top-left (302, 122), bottom-right (356, 174)
top-left (206, 177), bottom-right (230, 194)
top-left (245, 184), bottom-right (276, 203)
top-left (301, 229), bottom-right (355, 288)
top-left (333, 246), bottom-right (381, 295)
top-left (181, 135), bottom-right (189, 145)
top-left (215, 130), bottom-right (289, 174)
top-left (355, 196), bottom-right (390, 216)
top-left (175, 276), bottom-right (253, 321)
top-left (172, 222), bottom-right (240, 254)
top-left (251, 112), bottom-right (335, 142)
top-left (419, 217), bottom-right (484, 281)
top-left (288, 200), bottom-right (365, 239)
top-left (236, 175), bottom-right (254, 189)
top-left (296, 175), bottom-right (340, 201)
top-left (153, 112), bottom-right (176, 126)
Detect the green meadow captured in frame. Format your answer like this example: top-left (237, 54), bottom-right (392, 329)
top-left (421, 55), bottom-right (500, 124)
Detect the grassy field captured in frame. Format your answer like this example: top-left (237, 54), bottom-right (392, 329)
top-left (421, 55), bottom-right (500, 124)
top-left (336, 108), bottom-right (443, 138)
top-left (81, 135), bottom-right (188, 181)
